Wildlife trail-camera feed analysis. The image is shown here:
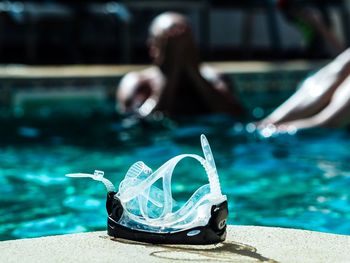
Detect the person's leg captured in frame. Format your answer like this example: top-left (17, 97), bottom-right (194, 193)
top-left (261, 48), bottom-right (350, 125)
top-left (277, 73), bottom-right (350, 130)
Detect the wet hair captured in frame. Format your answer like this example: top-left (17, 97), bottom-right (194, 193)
top-left (148, 12), bottom-right (190, 40)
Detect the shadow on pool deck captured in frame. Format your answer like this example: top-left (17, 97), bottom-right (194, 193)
top-left (111, 237), bottom-right (278, 262)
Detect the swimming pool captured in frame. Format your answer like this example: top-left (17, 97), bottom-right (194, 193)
top-left (1, 114), bottom-right (350, 241)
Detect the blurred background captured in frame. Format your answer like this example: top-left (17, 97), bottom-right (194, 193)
top-left (0, 0), bottom-right (349, 64)
top-left (1, 0), bottom-right (349, 119)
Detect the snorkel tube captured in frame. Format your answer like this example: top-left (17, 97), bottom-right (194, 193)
top-left (66, 135), bottom-right (228, 244)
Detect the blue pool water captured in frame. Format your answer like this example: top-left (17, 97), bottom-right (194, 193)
top-left (1, 116), bottom-right (350, 241)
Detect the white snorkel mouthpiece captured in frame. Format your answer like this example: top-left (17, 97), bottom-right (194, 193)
top-left (66, 134), bottom-right (228, 244)
top-left (66, 170), bottom-right (116, 192)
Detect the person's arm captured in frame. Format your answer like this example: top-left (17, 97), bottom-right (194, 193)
top-left (116, 72), bottom-right (153, 116)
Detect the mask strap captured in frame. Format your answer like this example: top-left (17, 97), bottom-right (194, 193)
top-left (119, 152), bottom-right (220, 222)
top-left (66, 135), bottom-right (222, 222)
top-left (119, 135), bottom-right (220, 203)
top-left (200, 134), bottom-right (222, 196)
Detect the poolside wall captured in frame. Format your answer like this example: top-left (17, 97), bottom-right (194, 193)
top-left (0, 61), bottom-right (326, 118)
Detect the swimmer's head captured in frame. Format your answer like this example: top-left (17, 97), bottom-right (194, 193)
top-left (147, 12), bottom-right (198, 70)
top-left (149, 12), bottom-right (190, 39)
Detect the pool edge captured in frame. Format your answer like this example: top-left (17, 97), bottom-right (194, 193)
top-left (1, 225), bottom-right (349, 263)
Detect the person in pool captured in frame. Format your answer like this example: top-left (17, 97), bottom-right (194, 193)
top-left (116, 12), bottom-right (244, 118)
top-left (260, 48), bottom-right (350, 131)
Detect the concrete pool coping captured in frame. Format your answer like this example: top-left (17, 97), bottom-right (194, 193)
top-left (1, 226), bottom-right (349, 263)
top-left (0, 61), bottom-right (327, 79)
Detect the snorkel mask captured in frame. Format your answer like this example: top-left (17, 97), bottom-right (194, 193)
top-left (66, 135), bottom-right (228, 244)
